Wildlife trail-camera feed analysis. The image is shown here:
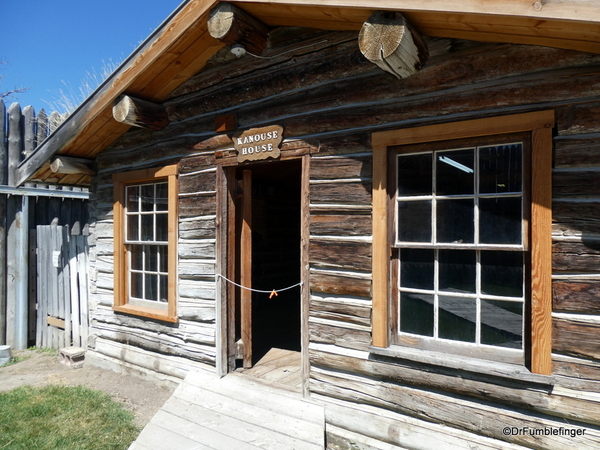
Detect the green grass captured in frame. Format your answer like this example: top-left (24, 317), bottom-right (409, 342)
top-left (0, 385), bottom-right (139, 450)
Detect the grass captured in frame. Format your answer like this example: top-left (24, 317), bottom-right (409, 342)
top-left (0, 385), bottom-right (139, 450)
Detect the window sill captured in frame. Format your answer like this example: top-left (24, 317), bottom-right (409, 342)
top-left (369, 345), bottom-right (555, 386)
top-left (113, 304), bottom-right (178, 323)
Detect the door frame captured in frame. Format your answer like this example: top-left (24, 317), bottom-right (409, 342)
top-left (215, 154), bottom-right (310, 396)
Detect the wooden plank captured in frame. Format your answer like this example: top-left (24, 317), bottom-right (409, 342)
top-left (531, 126), bottom-right (553, 375)
top-left (310, 271), bottom-right (371, 298)
top-left (553, 279), bottom-right (600, 314)
top-left (47, 316), bottom-right (65, 329)
top-left (7, 102), bottom-right (22, 187)
top-left (241, 170), bottom-right (252, 368)
top-left (301, 153), bottom-right (311, 397)
top-left (310, 213), bottom-right (371, 236)
top-left (69, 234), bottom-right (81, 347)
top-left (132, 421), bottom-right (213, 450)
top-left (22, 106), bottom-right (36, 157)
top-left (310, 239), bottom-right (371, 272)
top-left (553, 240), bottom-right (600, 273)
top-left (371, 145), bottom-right (388, 348)
top-left (553, 317), bottom-right (600, 360)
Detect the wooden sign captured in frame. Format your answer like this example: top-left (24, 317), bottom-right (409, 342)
top-left (234, 125), bottom-right (283, 163)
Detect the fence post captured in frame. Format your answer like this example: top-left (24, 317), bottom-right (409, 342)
top-left (0, 100), bottom-right (6, 345)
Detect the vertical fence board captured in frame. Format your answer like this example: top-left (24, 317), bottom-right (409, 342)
top-left (0, 100), bottom-right (6, 345)
top-left (23, 105), bottom-right (36, 157)
top-left (36, 108), bottom-right (48, 146)
top-left (7, 102), bottom-right (22, 187)
top-left (28, 229), bottom-right (37, 344)
top-left (69, 234), bottom-right (81, 347)
top-left (77, 235), bottom-right (90, 345)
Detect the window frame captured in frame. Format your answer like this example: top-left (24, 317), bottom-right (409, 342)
top-left (113, 165), bottom-right (178, 323)
top-left (371, 111), bottom-right (554, 375)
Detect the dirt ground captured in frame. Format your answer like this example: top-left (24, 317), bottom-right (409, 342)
top-left (0, 349), bottom-right (177, 429)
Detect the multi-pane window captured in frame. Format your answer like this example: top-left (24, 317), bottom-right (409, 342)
top-left (113, 165), bottom-right (178, 322)
top-left (394, 142), bottom-right (526, 352)
top-left (126, 182), bottom-right (169, 308)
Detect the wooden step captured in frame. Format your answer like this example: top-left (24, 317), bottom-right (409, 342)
top-left (130, 369), bottom-right (324, 450)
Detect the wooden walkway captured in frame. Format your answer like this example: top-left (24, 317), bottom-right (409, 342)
top-left (129, 363), bottom-right (324, 449)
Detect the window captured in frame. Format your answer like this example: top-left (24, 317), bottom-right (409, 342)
top-left (371, 112), bottom-right (554, 375)
top-left (113, 165), bottom-right (178, 322)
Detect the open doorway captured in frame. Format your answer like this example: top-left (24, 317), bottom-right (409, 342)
top-left (230, 159), bottom-right (302, 375)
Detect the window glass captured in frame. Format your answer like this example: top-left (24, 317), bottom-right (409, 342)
top-left (438, 296), bottom-right (476, 343)
top-left (397, 201), bottom-right (431, 242)
top-left (127, 186), bottom-right (140, 212)
top-left (479, 144), bottom-right (522, 194)
top-left (400, 293), bottom-right (434, 337)
top-left (479, 198), bottom-right (522, 245)
top-left (438, 250), bottom-right (476, 294)
top-left (481, 251), bottom-right (523, 297)
top-left (155, 183), bottom-right (169, 211)
top-left (480, 300), bottom-right (523, 349)
top-left (141, 184), bottom-right (155, 212)
top-left (436, 199), bottom-right (474, 244)
top-left (400, 249), bottom-right (434, 290)
top-left (397, 153), bottom-right (432, 196)
top-left (436, 149), bottom-right (474, 195)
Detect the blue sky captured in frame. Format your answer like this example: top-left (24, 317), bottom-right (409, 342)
top-left (1, 1), bottom-right (184, 113)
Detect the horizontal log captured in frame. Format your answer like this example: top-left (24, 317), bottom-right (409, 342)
top-left (310, 271), bottom-right (371, 297)
top-left (179, 170), bottom-right (216, 194)
top-left (50, 156), bottom-right (96, 176)
top-left (179, 219), bottom-right (216, 239)
top-left (310, 299), bottom-right (371, 327)
top-left (310, 368), bottom-right (600, 448)
top-left (553, 279), bottom-right (600, 313)
top-left (178, 154), bottom-right (217, 174)
top-left (309, 321), bottom-right (371, 351)
top-left (207, 2), bottom-right (269, 55)
top-left (310, 214), bottom-right (372, 236)
top-left (553, 316), bottom-right (600, 360)
top-left (556, 100), bottom-right (600, 136)
top-left (310, 155), bottom-right (372, 180)
top-left (179, 195), bottom-right (216, 218)
top-left (554, 136), bottom-right (600, 168)
top-left (553, 200), bottom-right (600, 238)
top-left (310, 181), bottom-right (372, 205)
top-left (309, 348), bottom-right (600, 426)
top-left (552, 240), bottom-right (600, 273)
top-left (112, 95), bottom-right (170, 130)
top-left (310, 239), bottom-right (372, 272)
top-left (553, 170), bottom-right (600, 198)
top-left (359, 11), bottom-right (428, 79)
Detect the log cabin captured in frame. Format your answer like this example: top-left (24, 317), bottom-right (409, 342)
top-left (16, 0), bottom-right (600, 448)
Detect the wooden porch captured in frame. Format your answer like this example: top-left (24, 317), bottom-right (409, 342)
top-left (129, 349), bottom-right (323, 449)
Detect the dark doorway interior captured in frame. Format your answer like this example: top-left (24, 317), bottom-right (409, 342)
top-left (235, 159), bottom-right (302, 366)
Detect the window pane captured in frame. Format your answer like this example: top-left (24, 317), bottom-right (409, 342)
top-left (130, 245), bottom-right (143, 271)
top-left (141, 215), bottom-right (154, 241)
top-left (436, 149), bottom-right (474, 195)
top-left (145, 274), bottom-right (158, 301)
top-left (397, 153), bottom-right (432, 196)
top-left (479, 197), bottom-right (522, 245)
top-left (481, 300), bottom-right (523, 349)
top-left (438, 295), bottom-right (476, 343)
top-left (159, 246), bottom-right (168, 273)
top-left (145, 245), bottom-right (158, 272)
top-left (155, 213), bottom-right (168, 242)
top-left (155, 182), bottom-right (169, 211)
top-left (127, 214), bottom-right (139, 241)
top-left (436, 199), bottom-right (474, 244)
top-left (399, 293), bottom-right (434, 337)
top-left (439, 250), bottom-right (476, 294)
top-left (479, 144), bottom-right (522, 194)
top-left (130, 272), bottom-right (143, 299)
top-left (127, 186), bottom-right (139, 212)
top-left (159, 275), bottom-right (168, 302)
top-left (400, 249), bottom-right (434, 290)
top-left (481, 251), bottom-right (523, 297)
top-left (141, 185), bottom-right (155, 212)
top-left (398, 201), bottom-right (431, 242)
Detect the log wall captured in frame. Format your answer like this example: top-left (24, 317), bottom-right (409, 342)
top-left (87, 27), bottom-right (600, 449)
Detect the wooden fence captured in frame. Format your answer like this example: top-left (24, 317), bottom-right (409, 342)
top-left (0, 100), bottom-right (90, 350)
top-left (36, 225), bottom-right (89, 349)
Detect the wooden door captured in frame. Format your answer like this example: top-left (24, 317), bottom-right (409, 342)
top-left (240, 170), bottom-right (253, 368)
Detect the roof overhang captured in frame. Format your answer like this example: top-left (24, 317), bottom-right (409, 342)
top-left (16, 0), bottom-right (600, 186)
